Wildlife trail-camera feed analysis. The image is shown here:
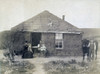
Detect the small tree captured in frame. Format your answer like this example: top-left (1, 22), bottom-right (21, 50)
top-left (1, 31), bottom-right (23, 63)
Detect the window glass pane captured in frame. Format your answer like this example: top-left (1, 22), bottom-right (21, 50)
top-left (55, 33), bottom-right (63, 39)
top-left (55, 40), bottom-right (63, 49)
top-left (59, 42), bottom-right (62, 48)
top-left (55, 33), bottom-right (63, 49)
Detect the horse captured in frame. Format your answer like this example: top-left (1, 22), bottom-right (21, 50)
top-left (89, 40), bottom-right (98, 60)
top-left (94, 40), bottom-right (98, 59)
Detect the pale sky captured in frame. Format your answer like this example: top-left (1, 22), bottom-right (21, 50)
top-left (0, 0), bottom-right (100, 32)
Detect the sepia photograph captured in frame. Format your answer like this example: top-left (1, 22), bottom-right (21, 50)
top-left (0, 0), bottom-right (100, 74)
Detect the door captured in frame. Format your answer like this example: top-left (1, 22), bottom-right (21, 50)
top-left (32, 33), bottom-right (41, 46)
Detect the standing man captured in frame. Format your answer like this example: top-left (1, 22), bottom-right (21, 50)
top-left (82, 39), bottom-right (90, 61)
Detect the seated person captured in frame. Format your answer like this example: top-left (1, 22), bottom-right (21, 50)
top-left (38, 43), bottom-right (47, 57)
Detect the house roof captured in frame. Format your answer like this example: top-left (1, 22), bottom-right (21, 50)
top-left (11, 10), bottom-right (82, 34)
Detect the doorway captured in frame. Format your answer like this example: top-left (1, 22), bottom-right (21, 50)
top-left (32, 32), bottom-right (41, 46)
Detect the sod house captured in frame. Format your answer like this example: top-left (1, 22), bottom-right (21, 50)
top-left (11, 10), bottom-right (83, 56)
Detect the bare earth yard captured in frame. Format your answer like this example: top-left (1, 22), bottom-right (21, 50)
top-left (0, 50), bottom-right (100, 74)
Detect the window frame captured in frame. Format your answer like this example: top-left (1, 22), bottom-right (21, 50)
top-left (55, 33), bottom-right (64, 49)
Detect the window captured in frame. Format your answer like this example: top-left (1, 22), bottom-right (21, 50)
top-left (55, 33), bottom-right (63, 49)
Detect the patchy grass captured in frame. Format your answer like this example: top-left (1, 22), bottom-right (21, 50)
top-left (0, 60), bottom-right (35, 74)
top-left (44, 60), bottom-right (100, 74)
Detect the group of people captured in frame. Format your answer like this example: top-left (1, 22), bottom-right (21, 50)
top-left (22, 40), bottom-right (48, 58)
top-left (22, 39), bottom-right (98, 60)
top-left (3, 39), bottom-right (98, 62)
top-left (82, 39), bottom-right (98, 61)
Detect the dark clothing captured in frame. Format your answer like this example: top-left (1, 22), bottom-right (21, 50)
top-left (82, 47), bottom-right (89, 55)
top-left (82, 39), bottom-right (90, 61)
top-left (23, 44), bottom-right (28, 51)
top-left (22, 43), bottom-right (33, 58)
top-left (22, 44), bottom-right (28, 54)
top-left (22, 51), bottom-right (33, 58)
top-left (22, 44), bottom-right (28, 58)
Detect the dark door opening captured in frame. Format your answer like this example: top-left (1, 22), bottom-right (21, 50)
top-left (32, 33), bottom-right (41, 46)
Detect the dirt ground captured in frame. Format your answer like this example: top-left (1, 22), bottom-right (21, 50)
top-left (0, 50), bottom-right (83, 74)
top-left (27, 56), bottom-right (83, 74)
top-left (0, 49), bottom-right (100, 74)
